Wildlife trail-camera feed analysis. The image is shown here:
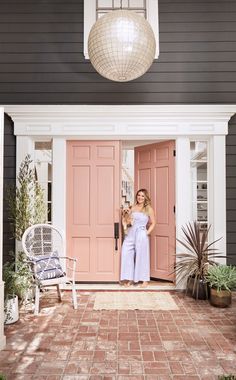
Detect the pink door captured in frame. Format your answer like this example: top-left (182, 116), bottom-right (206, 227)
top-left (135, 141), bottom-right (175, 281)
top-left (67, 141), bottom-right (121, 282)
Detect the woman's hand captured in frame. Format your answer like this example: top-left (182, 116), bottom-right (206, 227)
top-left (146, 207), bottom-right (156, 236)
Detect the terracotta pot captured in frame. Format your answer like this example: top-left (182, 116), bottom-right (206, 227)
top-left (210, 288), bottom-right (232, 308)
top-left (187, 276), bottom-right (209, 300)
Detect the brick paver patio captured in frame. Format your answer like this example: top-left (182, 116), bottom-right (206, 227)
top-left (0, 290), bottom-right (236, 379)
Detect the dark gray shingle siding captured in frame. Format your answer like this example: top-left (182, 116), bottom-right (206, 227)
top-left (0, 0), bottom-right (235, 104)
top-left (3, 114), bottom-right (15, 263)
top-left (227, 115), bottom-right (236, 265)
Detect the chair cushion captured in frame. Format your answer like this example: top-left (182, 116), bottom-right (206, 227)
top-left (33, 251), bottom-right (65, 281)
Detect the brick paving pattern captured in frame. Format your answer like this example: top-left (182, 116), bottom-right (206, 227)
top-left (0, 290), bottom-right (236, 379)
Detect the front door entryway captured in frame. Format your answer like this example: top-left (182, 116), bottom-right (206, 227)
top-left (67, 141), bottom-right (121, 281)
top-left (135, 141), bottom-right (176, 281)
top-left (67, 139), bottom-right (175, 283)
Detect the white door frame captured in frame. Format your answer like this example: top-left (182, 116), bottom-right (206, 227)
top-left (4, 104), bottom-right (236, 287)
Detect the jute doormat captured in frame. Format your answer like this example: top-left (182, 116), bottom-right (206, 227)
top-left (93, 291), bottom-right (179, 311)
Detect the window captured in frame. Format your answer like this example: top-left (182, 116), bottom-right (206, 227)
top-left (190, 141), bottom-right (208, 232)
top-left (34, 141), bottom-right (52, 223)
top-left (97, 0), bottom-right (147, 18)
top-left (84, 0), bottom-right (159, 59)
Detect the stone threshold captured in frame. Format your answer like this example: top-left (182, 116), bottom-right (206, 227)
top-left (63, 282), bottom-right (175, 291)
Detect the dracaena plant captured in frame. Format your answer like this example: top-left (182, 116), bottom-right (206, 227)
top-left (174, 221), bottom-right (224, 296)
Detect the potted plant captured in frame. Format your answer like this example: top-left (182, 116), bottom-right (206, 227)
top-left (206, 265), bottom-right (236, 307)
top-left (4, 155), bottom-right (46, 307)
top-left (173, 221), bottom-right (224, 299)
top-left (3, 261), bottom-right (19, 324)
top-left (3, 251), bottom-right (33, 323)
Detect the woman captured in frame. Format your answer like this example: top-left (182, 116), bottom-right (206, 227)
top-left (120, 189), bottom-right (156, 288)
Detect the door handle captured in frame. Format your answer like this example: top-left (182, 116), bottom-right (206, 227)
top-left (114, 222), bottom-right (119, 251)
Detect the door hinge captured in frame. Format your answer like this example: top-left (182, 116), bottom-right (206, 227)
top-left (173, 205), bottom-right (176, 213)
top-left (173, 150), bottom-right (176, 157)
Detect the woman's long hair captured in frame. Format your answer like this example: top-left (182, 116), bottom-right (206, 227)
top-left (135, 188), bottom-right (151, 214)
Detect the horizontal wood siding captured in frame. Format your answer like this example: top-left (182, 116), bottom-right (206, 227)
top-left (0, 0), bottom-right (236, 103)
top-left (3, 114), bottom-right (15, 263)
top-left (227, 115), bottom-right (236, 265)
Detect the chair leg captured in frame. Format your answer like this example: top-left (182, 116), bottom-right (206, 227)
top-left (56, 284), bottom-right (62, 302)
top-left (34, 285), bottom-right (40, 315)
top-left (72, 283), bottom-right (77, 309)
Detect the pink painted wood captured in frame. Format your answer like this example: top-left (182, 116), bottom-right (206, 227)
top-left (67, 141), bottom-right (121, 281)
top-left (135, 141), bottom-right (175, 281)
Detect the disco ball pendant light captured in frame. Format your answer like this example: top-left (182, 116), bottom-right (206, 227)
top-left (88, 9), bottom-right (156, 82)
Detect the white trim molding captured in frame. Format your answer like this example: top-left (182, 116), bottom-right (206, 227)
top-left (0, 107), bottom-right (6, 350)
top-left (4, 105), bottom-right (236, 138)
top-left (84, 0), bottom-right (160, 60)
top-left (175, 137), bottom-right (192, 288)
top-left (211, 136), bottom-right (227, 263)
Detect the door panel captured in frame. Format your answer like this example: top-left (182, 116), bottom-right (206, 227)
top-left (67, 141), bottom-right (121, 282)
top-left (135, 141), bottom-right (175, 281)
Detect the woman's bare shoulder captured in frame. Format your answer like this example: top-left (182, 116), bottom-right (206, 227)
top-left (147, 205), bottom-right (155, 215)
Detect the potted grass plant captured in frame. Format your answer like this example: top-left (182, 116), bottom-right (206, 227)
top-left (173, 221), bottom-right (224, 299)
top-left (3, 261), bottom-right (19, 324)
top-left (206, 265), bottom-right (236, 307)
top-left (3, 252), bottom-right (33, 323)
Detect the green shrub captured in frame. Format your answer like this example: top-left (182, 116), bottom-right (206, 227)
top-left (218, 375), bottom-right (236, 380)
top-left (207, 265), bottom-right (236, 292)
top-left (0, 373), bottom-right (6, 380)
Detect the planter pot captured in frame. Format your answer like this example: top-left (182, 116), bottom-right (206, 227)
top-left (4, 295), bottom-right (19, 324)
top-left (187, 276), bottom-right (209, 300)
top-left (210, 288), bottom-right (232, 308)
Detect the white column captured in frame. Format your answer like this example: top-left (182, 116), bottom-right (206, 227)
top-left (52, 138), bottom-right (66, 243)
top-left (0, 107), bottom-right (6, 349)
top-left (175, 137), bottom-right (192, 288)
top-left (211, 136), bottom-right (226, 264)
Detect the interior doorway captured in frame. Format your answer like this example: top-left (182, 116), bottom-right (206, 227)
top-left (121, 140), bottom-right (176, 282)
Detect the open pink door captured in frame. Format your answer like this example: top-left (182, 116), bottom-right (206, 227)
top-left (67, 141), bottom-right (121, 282)
top-left (135, 141), bottom-right (175, 281)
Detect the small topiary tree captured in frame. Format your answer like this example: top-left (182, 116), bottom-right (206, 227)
top-left (7, 154), bottom-right (46, 241)
top-left (5, 154), bottom-right (47, 305)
